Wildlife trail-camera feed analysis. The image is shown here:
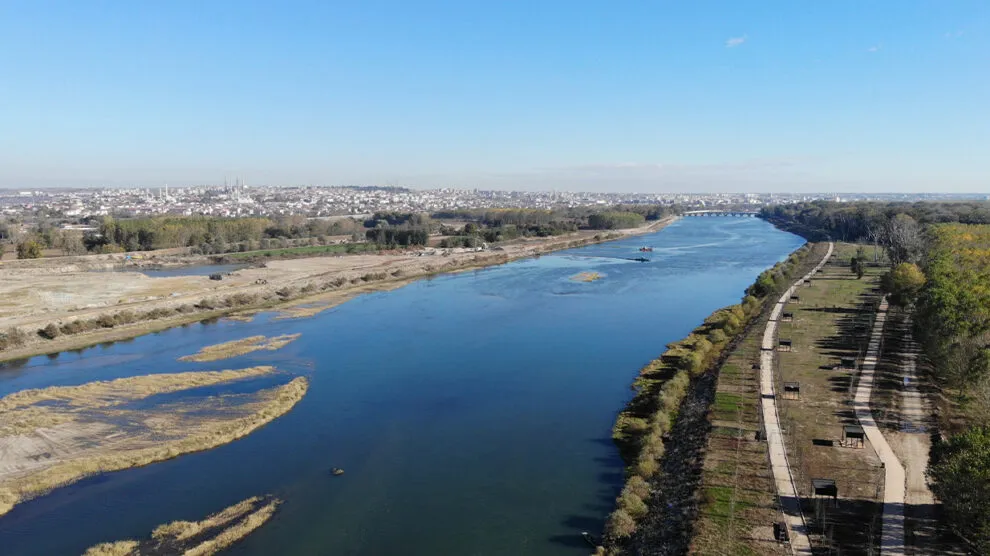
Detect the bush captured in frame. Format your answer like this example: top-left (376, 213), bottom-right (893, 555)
top-left (652, 412), bottom-right (671, 436)
top-left (196, 298), bottom-right (220, 310)
top-left (708, 329), bottom-right (728, 344)
top-left (230, 293), bottom-right (258, 306)
top-left (116, 311), bottom-right (137, 324)
top-left (625, 476), bottom-right (651, 500)
top-left (606, 509), bottom-right (637, 539)
top-left (624, 417), bottom-right (649, 435)
top-left (16, 240), bottom-right (42, 259)
top-left (635, 454), bottom-right (659, 478)
top-left (0, 327), bottom-right (29, 350)
top-left (95, 314), bottom-right (117, 328)
top-left (617, 491), bottom-right (648, 519)
top-left (38, 323), bottom-right (61, 340)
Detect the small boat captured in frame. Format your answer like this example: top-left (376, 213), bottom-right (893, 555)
top-left (331, 468), bottom-right (345, 476)
top-left (639, 246), bottom-right (653, 252)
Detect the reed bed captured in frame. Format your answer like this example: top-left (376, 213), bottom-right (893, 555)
top-left (178, 334), bottom-right (301, 362)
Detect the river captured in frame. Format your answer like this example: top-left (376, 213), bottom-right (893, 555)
top-left (0, 217), bottom-right (803, 555)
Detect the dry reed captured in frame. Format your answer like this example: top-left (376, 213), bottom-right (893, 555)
top-left (178, 334), bottom-right (301, 362)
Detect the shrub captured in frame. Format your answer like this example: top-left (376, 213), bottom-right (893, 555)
top-left (708, 329), bottom-right (728, 344)
top-left (39, 323), bottom-right (61, 340)
top-left (0, 327), bottom-right (29, 350)
top-left (625, 476), bottom-right (651, 500)
top-left (606, 509), bottom-right (637, 539)
top-left (116, 311), bottom-right (137, 324)
top-left (95, 314), bottom-right (117, 328)
top-left (196, 298), bottom-right (219, 310)
top-left (230, 293), bottom-right (258, 306)
top-left (16, 240), bottom-right (42, 259)
top-left (635, 454), bottom-right (659, 478)
top-left (617, 491), bottom-right (648, 519)
top-left (624, 417), bottom-right (649, 435)
top-left (652, 412), bottom-right (671, 436)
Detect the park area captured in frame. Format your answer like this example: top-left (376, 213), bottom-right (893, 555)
top-left (693, 243), bottom-right (889, 554)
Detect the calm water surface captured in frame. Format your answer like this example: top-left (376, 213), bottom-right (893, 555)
top-left (0, 217), bottom-right (802, 555)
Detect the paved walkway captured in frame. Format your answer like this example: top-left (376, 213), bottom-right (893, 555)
top-left (854, 297), bottom-right (906, 555)
top-left (759, 242), bottom-right (833, 555)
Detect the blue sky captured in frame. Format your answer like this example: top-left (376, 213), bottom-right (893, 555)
top-left (1, 1), bottom-right (987, 192)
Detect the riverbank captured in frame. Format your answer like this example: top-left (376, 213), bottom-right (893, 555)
top-left (0, 217), bottom-right (677, 364)
top-left (600, 241), bottom-right (827, 554)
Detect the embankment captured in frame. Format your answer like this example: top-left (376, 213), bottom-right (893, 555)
top-left (598, 241), bottom-right (830, 555)
top-left (0, 217), bottom-right (678, 363)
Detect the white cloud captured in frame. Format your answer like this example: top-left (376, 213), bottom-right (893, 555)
top-left (945, 30), bottom-right (965, 38)
top-left (725, 35), bottom-right (747, 48)
top-left (867, 44), bottom-right (881, 52)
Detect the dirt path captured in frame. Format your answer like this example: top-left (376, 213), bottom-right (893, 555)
top-left (878, 315), bottom-right (946, 554)
top-left (758, 241), bottom-right (834, 554)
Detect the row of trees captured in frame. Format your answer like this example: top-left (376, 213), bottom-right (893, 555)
top-left (913, 225), bottom-right (990, 553)
top-left (3, 203), bottom-right (675, 259)
top-left (762, 200), bottom-right (990, 243)
top-left (587, 212), bottom-right (646, 230)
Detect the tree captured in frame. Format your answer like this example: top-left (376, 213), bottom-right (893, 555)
top-left (928, 426), bottom-right (990, 553)
top-left (16, 240), bottom-right (42, 259)
top-left (882, 262), bottom-right (926, 306)
top-left (850, 246), bottom-right (868, 279)
top-left (884, 214), bottom-right (923, 265)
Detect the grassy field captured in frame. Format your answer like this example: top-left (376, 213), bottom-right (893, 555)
top-left (773, 243), bottom-right (885, 553)
top-left (691, 242), bottom-right (832, 556)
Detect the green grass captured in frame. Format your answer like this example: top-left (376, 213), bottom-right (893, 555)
top-left (714, 392), bottom-right (746, 414)
top-left (222, 243), bottom-right (378, 259)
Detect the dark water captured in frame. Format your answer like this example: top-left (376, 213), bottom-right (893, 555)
top-left (0, 217), bottom-right (802, 556)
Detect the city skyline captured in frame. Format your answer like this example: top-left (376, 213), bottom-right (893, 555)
top-left (2, 1), bottom-right (988, 193)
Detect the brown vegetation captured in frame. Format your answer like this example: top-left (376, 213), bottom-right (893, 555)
top-left (178, 334), bottom-right (301, 362)
top-left (83, 495), bottom-right (281, 556)
top-left (0, 368), bottom-right (307, 517)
